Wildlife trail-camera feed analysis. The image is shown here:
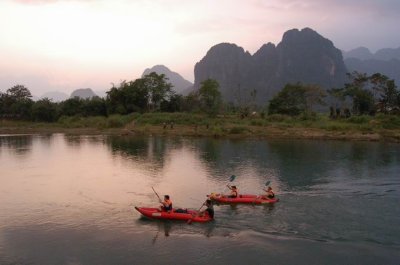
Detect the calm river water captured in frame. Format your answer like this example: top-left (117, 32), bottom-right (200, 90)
top-left (0, 134), bottom-right (399, 265)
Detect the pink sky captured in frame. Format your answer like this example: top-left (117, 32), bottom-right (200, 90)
top-left (0, 0), bottom-right (399, 96)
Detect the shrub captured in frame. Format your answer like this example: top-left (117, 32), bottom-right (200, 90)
top-left (377, 115), bottom-right (400, 129)
top-left (106, 115), bottom-right (125, 128)
top-left (346, 115), bottom-right (371, 124)
top-left (250, 119), bottom-right (265, 126)
top-left (266, 114), bottom-right (291, 122)
top-left (212, 126), bottom-right (224, 137)
top-left (229, 126), bottom-right (247, 134)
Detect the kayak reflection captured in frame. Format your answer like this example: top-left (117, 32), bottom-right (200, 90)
top-left (136, 218), bottom-right (216, 244)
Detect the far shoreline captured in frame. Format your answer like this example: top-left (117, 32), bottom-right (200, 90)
top-left (1, 122), bottom-right (399, 143)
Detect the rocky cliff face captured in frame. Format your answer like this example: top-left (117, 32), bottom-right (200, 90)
top-left (194, 43), bottom-right (253, 102)
top-left (194, 28), bottom-right (347, 104)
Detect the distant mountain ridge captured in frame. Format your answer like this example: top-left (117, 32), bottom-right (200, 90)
top-left (70, 88), bottom-right (97, 99)
top-left (142, 65), bottom-right (193, 95)
top-left (343, 46), bottom-right (400, 61)
top-left (194, 27), bottom-right (347, 104)
top-left (40, 91), bottom-right (69, 102)
top-left (343, 46), bottom-right (400, 84)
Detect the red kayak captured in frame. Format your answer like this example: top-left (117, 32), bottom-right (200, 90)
top-left (208, 193), bottom-right (279, 204)
top-left (134, 207), bottom-right (213, 223)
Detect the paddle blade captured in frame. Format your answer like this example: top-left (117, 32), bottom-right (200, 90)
top-left (229, 175), bottom-right (236, 182)
top-left (265, 180), bottom-right (271, 186)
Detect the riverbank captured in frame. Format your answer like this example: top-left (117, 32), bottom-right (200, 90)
top-left (1, 113), bottom-right (400, 142)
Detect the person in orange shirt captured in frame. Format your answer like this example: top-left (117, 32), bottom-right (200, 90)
top-left (160, 195), bottom-right (172, 211)
top-left (263, 186), bottom-right (275, 199)
top-left (226, 185), bottom-right (238, 198)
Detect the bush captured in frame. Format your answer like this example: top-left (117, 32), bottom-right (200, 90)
top-left (250, 119), bottom-right (265, 126)
top-left (266, 114), bottom-right (291, 122)
top-left (346, 115), bottom-right (371, 124)
top-left (229, 126), bottom-right (247, 134)
top-left (376, 114), bottom-right (400, 129)
top-left (212, 126), bottom-right (225, 137)
top-left (106, 115), bottom-right (125, 128)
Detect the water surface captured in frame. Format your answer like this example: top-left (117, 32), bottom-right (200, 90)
top-left (0, 134), bottom-right (399, 264)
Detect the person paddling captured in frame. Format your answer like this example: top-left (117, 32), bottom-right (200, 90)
top-left (226, 185), bottom-right (238, 198)
top-left (263, 186), bottom-right (275, 199)
top-left (160, 195), bottom-right (172, 212)
top-left (201, 199), bottom-right (214, 219)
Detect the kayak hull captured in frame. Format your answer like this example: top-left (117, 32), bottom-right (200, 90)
top-left (135, 207), bottom-right (212, 223)
top-left (209, 194), bottom-right (279, 204)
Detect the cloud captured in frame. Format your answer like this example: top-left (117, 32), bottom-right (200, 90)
top-left (13, 0), bottom-right (93, 5)
top-left (14, 0), bottom-right (58, 4)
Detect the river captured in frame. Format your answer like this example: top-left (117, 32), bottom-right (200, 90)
top-left (0, 134), bottom-right (399, 264)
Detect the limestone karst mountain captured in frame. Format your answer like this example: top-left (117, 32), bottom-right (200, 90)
top-left (70, 88), bottom-right (97, 99)
top-left (142, 65), bottom-right (193, 95)
top-left (194, 27), bottom-right (347, 104)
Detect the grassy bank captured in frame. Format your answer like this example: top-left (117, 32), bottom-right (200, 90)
top-left (1, 113), bottom-right (400, 142)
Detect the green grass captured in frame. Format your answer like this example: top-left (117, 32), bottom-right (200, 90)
top-left (2, 112), bottom-right (400, 139)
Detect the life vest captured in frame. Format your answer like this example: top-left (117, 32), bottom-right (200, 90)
top-left (231, 189), bottom-right (238, 198)
top-left (162, 199), bottom-right (172, 210)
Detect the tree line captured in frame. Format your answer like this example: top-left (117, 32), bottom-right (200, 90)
top-left (268, 71), bottom-right (400, 117)
top-left (1, 71), bottom-right (399, 123)
top-left (0, 72), bottom-right (222, 122)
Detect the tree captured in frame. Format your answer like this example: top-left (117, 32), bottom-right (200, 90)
top-left (2, 84), bottom-right (33, 119)
top-left (125, 79), bottom-right (150, 112)
top-left (106, 84), bottom-right (128, 114)
top-left (59, 97), bottom-right (84, 116)
top-left (80, 97), bottom-right (107, 116)
top-left (31, 98), bottom-right (57, 122)
top-left (182, 91), bottom-right (200, 112)
top-left (160, 93), bottom-right (183, 112)
top-left (268, 84), bottom-right (305, 115)
top-left (342, 72), bottom-right (378, 115)
top-left (304, 84), bottom-right (326, 114)
top-left (105, 73), bottom-right (172, 114)
top-left (369, 73), bottom-right (399, 113)
top-left (268, 83), bottom-right (325, 116)
top-left (143, 72), bottom-right (173, 111)
top-left (198, 79), bottom-right (222, 116)
top-left (6, 84), bottom-right (32, 101)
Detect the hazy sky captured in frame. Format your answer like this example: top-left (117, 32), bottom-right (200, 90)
top-left (1, 0), bottom-right (399, 96)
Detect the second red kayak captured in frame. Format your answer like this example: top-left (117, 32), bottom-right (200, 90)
top-left (208, 193), bottom-right (279, 204)
top-left (135, 207), bottom-right (213, 223)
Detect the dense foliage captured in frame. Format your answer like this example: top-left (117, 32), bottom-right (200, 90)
top-left (328, 72), bottom-right (400, 116)
top-left (268, 71), bottom-right (400, 117)
top-left (1, 71), bottom-right (399, 124)
top-left (268, 83), bottom-right (325, 116)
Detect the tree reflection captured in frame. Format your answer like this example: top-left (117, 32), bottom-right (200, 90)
top-left (107, 136), bottom-right (172, 174)
top-left (0, 135), bottom-right (33, 156)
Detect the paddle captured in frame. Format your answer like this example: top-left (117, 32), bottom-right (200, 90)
top-left (187, 201), bottom-right (206, 224)
top-left (229, 174), bottom-right (236, 182)
top-left (208, 174), bottom-right (237, 198)
top-left (260, 181), bottom-right (272, 194)
top-left (252, 180), bottom-right (272, 204)
top-left (151, 186), bottom-right (162, 203)
top-left (223, 174), bottom-right (236, 194)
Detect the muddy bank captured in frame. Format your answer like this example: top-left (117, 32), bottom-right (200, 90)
top-left (1, 123), bottom-right (399, 142)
